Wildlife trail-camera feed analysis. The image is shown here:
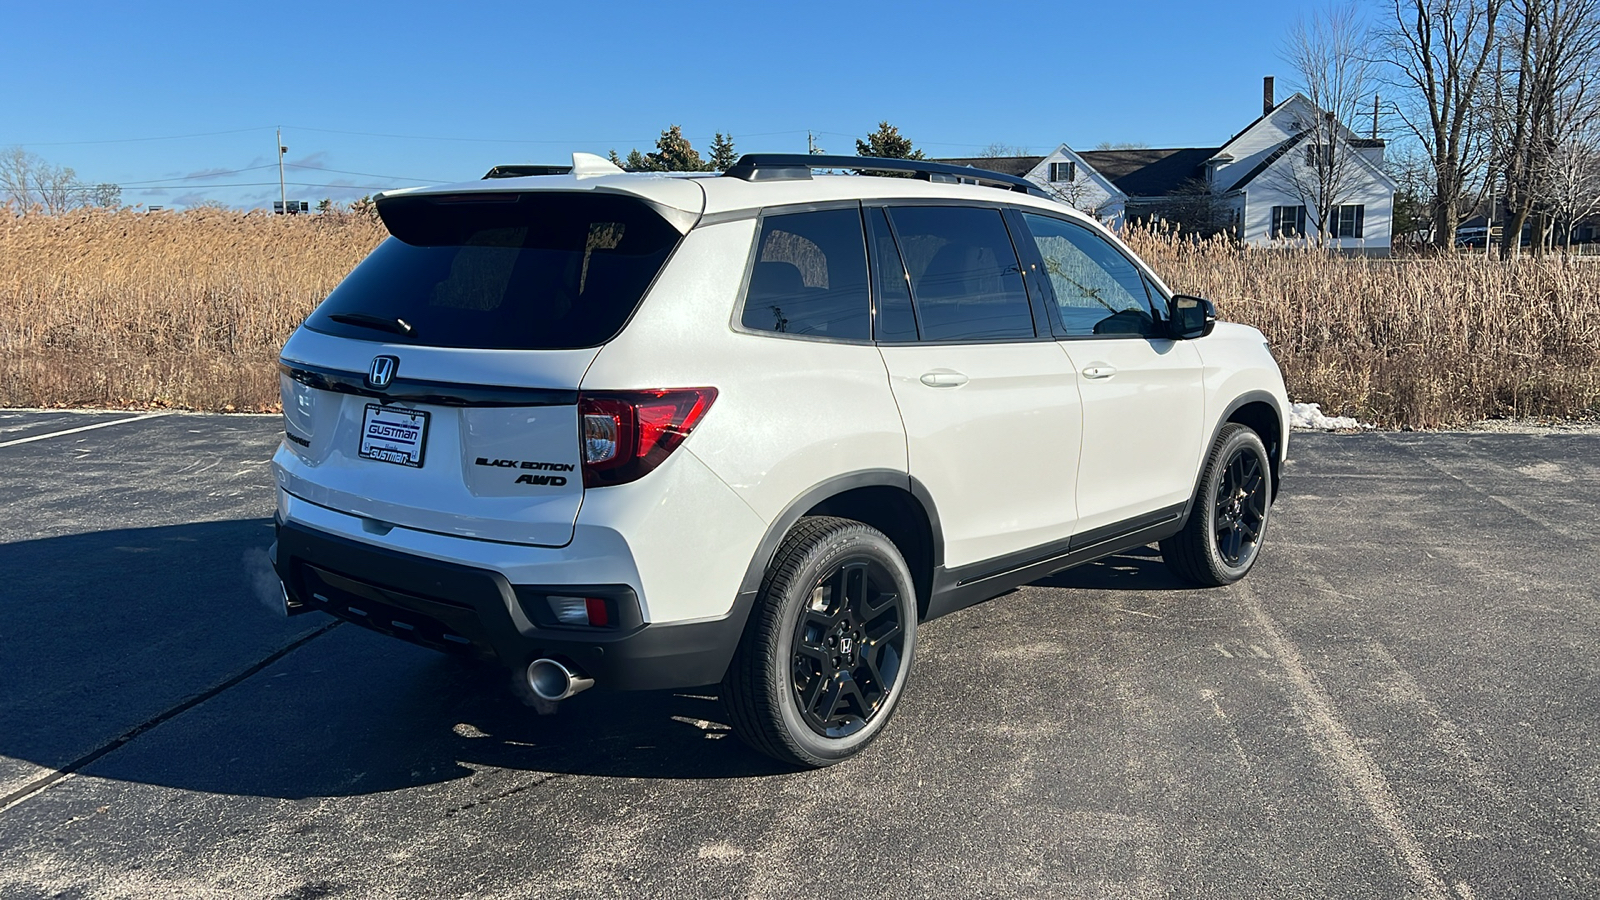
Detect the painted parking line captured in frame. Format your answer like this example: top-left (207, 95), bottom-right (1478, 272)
top-left (0, 413), bottom-right (171, 449)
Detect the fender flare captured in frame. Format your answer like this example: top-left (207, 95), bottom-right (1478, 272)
top-left (735, 470), bottom-right (944, 598)
top-left (1179, 390), bottom-right (1285, 527)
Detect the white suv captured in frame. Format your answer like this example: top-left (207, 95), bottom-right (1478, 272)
top-left (271, 152), bottom-right (1289, 766)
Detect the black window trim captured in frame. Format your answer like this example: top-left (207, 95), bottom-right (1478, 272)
top-left (864, 205), bottom-right (923, 343)
top-left (729, 200), bottom-right (877, 346)
top-left (868, 201), bottom-right (1050, 346)
top-left (1013, 209), bottom-right (1175, 343)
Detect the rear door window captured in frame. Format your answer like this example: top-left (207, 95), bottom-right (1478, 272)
top-left (885, 206), bottom-right (1035, 342)
top-left (741, 207), bottom-right (871, 341)
top-left (305, 191), bottom-right (682, 350)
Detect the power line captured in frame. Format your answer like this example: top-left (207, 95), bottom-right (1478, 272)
top-left (284, 163), bottom-right (449, 182)
top-left (117, 164), bottom-right (280, 186)
top-left (12, 127), bottom-right (273, 146)
top-left (285, 125), bottom-right (812, 145)
top-left (115, 181), bottom-right (405, 192)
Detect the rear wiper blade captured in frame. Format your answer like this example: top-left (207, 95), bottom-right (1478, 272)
top-left (328, 313), bottom-right (414, 337)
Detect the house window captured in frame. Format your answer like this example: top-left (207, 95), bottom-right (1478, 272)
top-left (1304, 143), bottom-right (1333, 169)
top-left (1049, 161), bottom-right (1076, 183)
top-left (1333, 204), bottom-right (1365, 239)
top-left (1271, 205), bottom-right (1307, 238)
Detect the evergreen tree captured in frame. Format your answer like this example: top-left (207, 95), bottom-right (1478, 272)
top-left (624, 149), bottom-right (647, 171)
top-left (709, 132), bottom-right (738, 172)
top-left (644, 125), bottom-right (711, 172)
top-left (608, 149), bottom-right (625, 168)
top-left (855, 122), bottom-right (924, 160)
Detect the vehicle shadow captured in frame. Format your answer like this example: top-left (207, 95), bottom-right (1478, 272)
top-left (0, 520), bottom-right (791, 804)
top-left (1027, 545), bottom-right (1188, 591)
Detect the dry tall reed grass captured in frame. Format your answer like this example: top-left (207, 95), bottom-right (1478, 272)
top-left (1124, 230), bottom-right (1600, 427)
top-left (0, 207), bottom-right (384, 411)
top-left (2, 209), bottom-right (1596, 427)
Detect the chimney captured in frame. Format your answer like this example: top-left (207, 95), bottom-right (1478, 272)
top-left (1263, 76), bottom-right (1275, 116)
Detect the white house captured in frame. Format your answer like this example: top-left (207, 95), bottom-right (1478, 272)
top-left (937, 79), bottom-right (1398, 254)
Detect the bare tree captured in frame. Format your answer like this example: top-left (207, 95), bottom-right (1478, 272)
top-left (976, 142), bottom-right (1031, 158)
top-left (1380, 0), bottom-right (1505, 249)
top-left (1495, 0), bottom-right (1600, 256)
top-left (0, 147), bottom-right (119, 213)
top-left (1539, 125), bottom-right (1600, 246)
top-left (1271, 3), bottom-right (1378, 245)
top-left (1385, 142), bottom-right (1440, 241)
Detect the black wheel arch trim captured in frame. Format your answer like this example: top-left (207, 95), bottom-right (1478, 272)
top-left (1188, 390), bottom-right (1285, 522)
top-left (735, 470), bottom-right (944, 600)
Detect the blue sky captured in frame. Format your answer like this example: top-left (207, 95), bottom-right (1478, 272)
top-left (3, 0), bottom-right (1332, 209)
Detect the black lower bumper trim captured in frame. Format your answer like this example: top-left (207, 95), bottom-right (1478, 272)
top-left (273, 520), bottom-right (751, 691)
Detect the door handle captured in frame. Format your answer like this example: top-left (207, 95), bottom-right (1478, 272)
top-left (1081, 365), bottom-right (1117, 380)
top-left (919, 371), bottom-right (969, 388)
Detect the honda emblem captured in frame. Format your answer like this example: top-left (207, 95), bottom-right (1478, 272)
top-left (367, 355), bottom-right (398, 389)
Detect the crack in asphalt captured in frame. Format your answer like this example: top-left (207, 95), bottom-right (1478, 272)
top-left (442, 773), bottom-right (568, 817)
top-left (0, 621), bottom-right (342, 814)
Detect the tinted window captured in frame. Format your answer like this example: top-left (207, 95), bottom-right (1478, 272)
top-left (741, 208), bottom-right (870, 341)
top-left (887, 206), bottom-right (1034, 341)
top-left (1021, 213), bottom-right (1157, 338)
top-left (306, 192), bottom-right (681, 350)
top-left (867, 207), bottom-right (918, 342)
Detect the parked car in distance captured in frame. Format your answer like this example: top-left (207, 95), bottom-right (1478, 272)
top-left (271, 152), bottom-right (1289, 766)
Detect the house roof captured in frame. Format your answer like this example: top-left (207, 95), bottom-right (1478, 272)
top-left (1224, 131), bottom-right (1308, 192)
top-left (934, 149), bottom-right (1218, 198)
top-left (932, 156), bottom-right (1044, 178)
top-left (1076, 148), bottom-right (1220, 197)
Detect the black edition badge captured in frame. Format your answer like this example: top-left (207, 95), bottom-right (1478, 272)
top-left (475, 457), bottom-right (575, 487)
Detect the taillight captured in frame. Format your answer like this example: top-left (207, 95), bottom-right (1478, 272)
top-left (578, 388), bottom-right (717, 487)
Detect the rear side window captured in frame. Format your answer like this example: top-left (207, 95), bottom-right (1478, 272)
top-left (1020, 212), bottom-right (1158, 338)
top-left (741, 208), bottom-right (871, 341)
top-left (305, 192), bottom-right (681, 350)
top-left (886, 206), bottom-right (1035, 342)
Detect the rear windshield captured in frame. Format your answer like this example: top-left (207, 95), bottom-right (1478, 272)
top-left (304, 191), bottom-right (683, 350)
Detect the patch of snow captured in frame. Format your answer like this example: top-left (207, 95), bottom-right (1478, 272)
top-left (1290, 402), bottom-right (1362, 431)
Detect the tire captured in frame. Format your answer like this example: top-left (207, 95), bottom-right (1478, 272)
top-left (1161, 423), bottom-right (1273, 587)
top-left (723, 516), bottom-right (918, 767)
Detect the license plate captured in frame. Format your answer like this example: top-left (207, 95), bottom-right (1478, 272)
top-left (359, 404), bottom-right (429, 468)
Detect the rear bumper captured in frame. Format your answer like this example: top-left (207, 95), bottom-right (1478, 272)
top-left (272, 519), bottom-right (750, 690)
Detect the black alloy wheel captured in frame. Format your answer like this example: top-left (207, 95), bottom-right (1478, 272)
top-left (1213, 444), bottom-right (1269, 568)
top-left (1161, 423), bottom-right (1273, 587)
top-left (723, 516), bottom-right (918, 767)
top-left (790, 558), bottom-right (907, 738)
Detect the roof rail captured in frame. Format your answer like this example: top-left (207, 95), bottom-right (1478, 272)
top-left (482, 164), bottom-right (572, 179)
top-left (722, 154), bottom-right (1046, 196)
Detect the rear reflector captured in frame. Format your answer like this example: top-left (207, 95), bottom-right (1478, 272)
top-left (578, 388), bottom-right (717, 487)
top-left (547, 595), bottom-right (616, 628)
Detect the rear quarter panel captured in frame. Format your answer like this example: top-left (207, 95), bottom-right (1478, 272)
top-left (581, 218), bottom-right (910, 522)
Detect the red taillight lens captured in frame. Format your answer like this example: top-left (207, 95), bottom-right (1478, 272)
top-left (577, 388), bottom-right (717, 487)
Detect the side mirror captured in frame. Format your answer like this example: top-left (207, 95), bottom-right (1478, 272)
top-left (1169, 294), bottom-right (1216, 339)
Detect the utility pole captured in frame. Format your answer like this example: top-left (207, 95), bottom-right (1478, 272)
top-left (277, 126), bottom-right (287, 213)
top-left (1372, 95), bottom-right (1379, 141)
top-left (807, 131), bottom-right (823, 155)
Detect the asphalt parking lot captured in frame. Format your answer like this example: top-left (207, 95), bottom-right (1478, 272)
top-left (0, 409), bottom-right (1596, 899)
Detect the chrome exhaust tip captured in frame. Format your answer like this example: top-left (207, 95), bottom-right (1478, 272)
top-left (526, 658), bottom-right (594, 702)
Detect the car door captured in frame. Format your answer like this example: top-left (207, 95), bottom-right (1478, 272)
top-left (869, 205), bottom-right (1083, 570)
top-left (1013, 211), bottom-right (1205, 539)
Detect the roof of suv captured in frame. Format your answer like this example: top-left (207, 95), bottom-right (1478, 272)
top-left (376, 153), bottom-right (1089, 233)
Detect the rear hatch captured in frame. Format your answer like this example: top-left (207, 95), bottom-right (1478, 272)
top-left (276, 181), bottom-right (701, 546)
